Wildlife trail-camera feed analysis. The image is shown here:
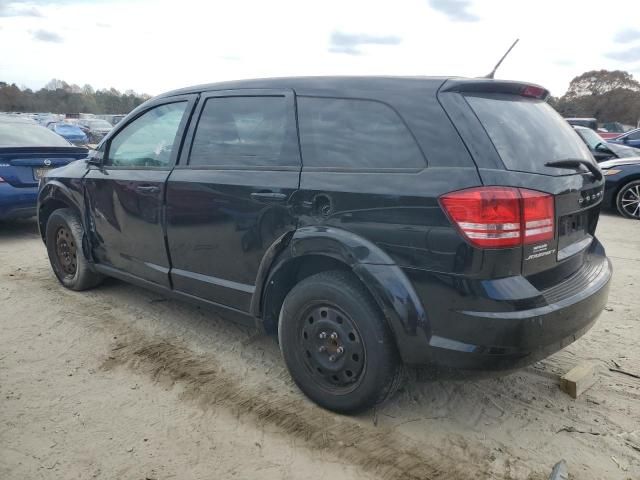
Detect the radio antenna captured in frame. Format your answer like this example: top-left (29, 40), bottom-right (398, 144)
top-left (486, 38), bottom-right (519, 79)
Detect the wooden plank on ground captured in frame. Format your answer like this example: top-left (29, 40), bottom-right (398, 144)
top-left (560, 363), bottom-right (599, 399)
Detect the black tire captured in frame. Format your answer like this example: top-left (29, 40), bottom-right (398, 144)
top-left (278, 270), bottom-right (404, 413)
top-left (45, 208), bottom-right (104, 291)
top-left (616, 180), bottom-right (640, 219)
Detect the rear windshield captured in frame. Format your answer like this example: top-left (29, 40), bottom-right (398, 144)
top-left (0, 122), bottom-right (71, 147)
top-left (567, 119), bottom-right (597, 130)
top-left (465, 94), bottom-right (593, 175)
top-left (89, 120), bottom-right (113, 129)
top-left (55, 124), bottom-right (83, 133)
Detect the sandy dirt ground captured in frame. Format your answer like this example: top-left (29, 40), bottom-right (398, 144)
top-left (1, 213), bottom-right (639, 480)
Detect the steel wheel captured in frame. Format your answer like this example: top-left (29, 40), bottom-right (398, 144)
top-left (55, 226), bottom-right (77, 277)
top-left (45, 208), bottom-right (103, 290)
top-left (279, 270), bottom-right (403, 412)
top-left (298, 303), bottom-right (366, 393)
top-left (618, 182), bottom-right (640, 219)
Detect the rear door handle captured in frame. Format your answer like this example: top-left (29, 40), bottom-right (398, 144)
top-left (136, 185), bottom-right (160, 194)
top-left (250, 192), bottom-right (287, 203)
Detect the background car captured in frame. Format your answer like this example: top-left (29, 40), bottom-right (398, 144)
top-left (601, 121), bottom-right (630, 135)
top-left (566, 117), bottom-right (598, 130)
top-left (600, 157), bottom-right (640, 219)
top-left (35, 113), bottom-right (63, 126)
top-left (0, 114), bottom-right (88, 220)
top-left (573, 125), bottom-right (640, 162)
top-left (108, 114), bottom-right (126, 126)
top-left (608, 127), bottom-right (640, 149)
top-left (77, 118), bottom-right (113, 143)
top-left (47, 122), bottom-right (88, 146)
top-left (0, 113), bottom-right (39, 125)
top-left (565, 117), bottom-right (621, 140)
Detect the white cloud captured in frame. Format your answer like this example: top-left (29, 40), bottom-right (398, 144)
top-left (428, 0), bottom-right (479, 22)
top-left (31, 28), bottom-right (62, 42)
top-left (0, 0), bottom-right (639, 97)
top-left (0, 1), bottom-right (43, 17)
top-left (613, 28), bottom-right (640, 44)
top-left (329, 31), bottom-right (402, 55)
top-left (606, 45), bottom-right (640, 62)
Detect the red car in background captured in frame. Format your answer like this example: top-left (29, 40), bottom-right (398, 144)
top-left (598, 131), bottom-right (622, 140)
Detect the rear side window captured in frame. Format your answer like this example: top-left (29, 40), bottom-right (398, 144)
top-left (189, 96), bottom-right (298, 167)
top-left (298, 97), bottom-right (425, 169)
top-left (465, 94), bottom-right (593, 175)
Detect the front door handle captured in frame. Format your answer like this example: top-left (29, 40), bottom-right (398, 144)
top-left (250, 192), bottom-right (287, 203)
top-left (136, 185), bottom-right (160, 194)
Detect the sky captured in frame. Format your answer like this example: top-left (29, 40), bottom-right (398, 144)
top-left (1, 0), bottom-right (640, 97)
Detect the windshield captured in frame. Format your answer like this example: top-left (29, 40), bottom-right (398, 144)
top-left (576, 127), bottom-right (603, 150)
top-left (89, 120), bottom-right (113, 129)
top-left (465, 94), bottom-right (593, 175)
top-left (0, 122), bottom-right (72, 147)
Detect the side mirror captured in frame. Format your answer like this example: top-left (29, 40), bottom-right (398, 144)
top-left (87, 150), bottom-right (103, 166)
top-left (622, 136), bottom-right (629, 143)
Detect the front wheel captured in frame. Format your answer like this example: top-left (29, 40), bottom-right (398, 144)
top-left (616, 180), bottom-right (640, 219)
top-left (278, 270), bottom-right (404, 413)
top-left (45, 208), bottom-right (104, 291)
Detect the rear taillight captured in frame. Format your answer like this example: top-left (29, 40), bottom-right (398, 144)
top-left (521, 85), bottom-right (548, 99)
top-left (520, 189), bottom-right (554, 244)
top-left (440, 187), bottom-right (521, 247)
top-left (440, 187), bottom-right (554, 249)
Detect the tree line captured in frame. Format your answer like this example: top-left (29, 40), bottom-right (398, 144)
top-left (2, 71), bottom-right (640, 125)
top-left (549, 70), bottom-right (640, 127)
top-left (0, 79), bottom-right (150, 114)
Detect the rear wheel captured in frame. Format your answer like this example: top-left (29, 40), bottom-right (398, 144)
top-left (278, 270), bottom-right (403, 413)
top-left (46, 208), bottom-right (104, 290)
top-left (616, 180), bottom-right (640, 219)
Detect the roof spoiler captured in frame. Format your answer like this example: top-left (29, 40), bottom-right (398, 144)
top-left (439, 79), bottom-right (550, 101)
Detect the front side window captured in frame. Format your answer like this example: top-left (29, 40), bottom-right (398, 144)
top-left (297, 97), bottom-right (425, 169)
top-left (189, 96), bottom-right (297, 167)
top-left (107, 102), bottom-right (187, 167)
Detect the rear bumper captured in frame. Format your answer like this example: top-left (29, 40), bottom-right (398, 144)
top-left (397, 240), bottom-right (612, 369)
top-left (0, 184), bottom-right (37, 220)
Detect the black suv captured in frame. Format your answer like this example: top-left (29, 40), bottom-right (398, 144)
top-left (38, 77), bottom-right (612, 413)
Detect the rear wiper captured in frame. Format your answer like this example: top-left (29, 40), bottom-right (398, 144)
top-left (545, 159), bottom-right (603, 181)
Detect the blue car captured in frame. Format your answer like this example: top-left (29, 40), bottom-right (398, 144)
top-left (608, 127), bottom-right (640, 149)
top-left (48, 122), bottom-right (88, 146)
top-left (0, 115), bottom-right (88, 220)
